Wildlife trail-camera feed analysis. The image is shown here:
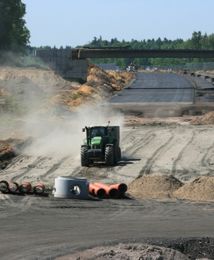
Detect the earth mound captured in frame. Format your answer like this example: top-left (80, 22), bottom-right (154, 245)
top-left (0, 138), bottom-right (27, 169)
top-left (59, 243), bottom-right (188, 260)
top-left (128, 175), bottom-right (183, 199)
top-left (174, 176), bottom-right (214, 201)
top-left (0, 140), bottom-right (15, 169)
top-left (0, 65), bottom-right (133, 111)
top-left (191, 111), bottom-right (214, 125)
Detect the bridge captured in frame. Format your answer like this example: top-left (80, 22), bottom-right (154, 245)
top-left (71, 48), bottom-right (214, 60)
top-left (36, 48), bottom-right (214, 81)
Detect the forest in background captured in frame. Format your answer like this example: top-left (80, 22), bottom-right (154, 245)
top-left (0, 1), bottom-right (213, 69)
top-left (81, 32), bottom-right (214, 68)
top-left (39, 32), bottom-right (214, 69)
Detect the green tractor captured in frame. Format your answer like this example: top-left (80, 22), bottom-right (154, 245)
top-left (81, 125), bottom-right (121, 167)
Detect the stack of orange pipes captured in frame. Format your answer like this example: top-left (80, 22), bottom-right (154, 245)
top-left (89, 182), bottom-right (127, 199)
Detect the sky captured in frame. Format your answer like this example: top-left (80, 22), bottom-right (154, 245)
top-left (23, 0), bottom-right (214, 48)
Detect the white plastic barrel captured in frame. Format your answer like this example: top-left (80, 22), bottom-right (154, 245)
top-left (53, 177), bottom-right (89, 199)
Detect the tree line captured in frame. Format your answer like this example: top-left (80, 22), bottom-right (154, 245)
top-left (82, 32), bottom-right (214, 68)
top-left (0, 0), bottom-right (30, 52)
top-left (0, 0), bottom-right (213, 68)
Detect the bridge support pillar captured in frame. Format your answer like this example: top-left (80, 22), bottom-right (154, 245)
top-left (36, 49), bottom-right (89, 82)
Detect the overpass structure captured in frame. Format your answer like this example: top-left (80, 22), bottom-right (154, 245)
top-left (71, 48), bottom-right (214, 60)
top-left (36, 48), bottom-right (214, 81)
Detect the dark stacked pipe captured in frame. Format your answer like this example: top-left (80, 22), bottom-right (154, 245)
top-left (0, 180), bottom-right (46, 196)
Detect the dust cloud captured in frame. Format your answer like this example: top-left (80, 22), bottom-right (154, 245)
top-left (0, 60), bottom-right (124, 159)
top-left (22, 104), bottom-right (124, 158)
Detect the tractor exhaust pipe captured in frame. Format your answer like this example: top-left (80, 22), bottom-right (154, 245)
top-left (89, 183), bottom-right (106, 199)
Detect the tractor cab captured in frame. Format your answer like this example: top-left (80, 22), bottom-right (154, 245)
top-left (81, 125), bottom-right (121, 166)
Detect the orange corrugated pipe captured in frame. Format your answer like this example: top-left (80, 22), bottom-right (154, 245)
top-left (89, 183), bottom-right (106, 199)
top-left (93, 182), bottom-right (119, 199)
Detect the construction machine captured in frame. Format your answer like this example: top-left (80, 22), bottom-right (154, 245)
top-left (81, 125), bottom-right (121, 167)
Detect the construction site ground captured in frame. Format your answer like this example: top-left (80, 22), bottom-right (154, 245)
top-left (0, 66), bottom-right (214, 259)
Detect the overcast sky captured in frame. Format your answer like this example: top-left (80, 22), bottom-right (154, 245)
top-left (23, 0), bottom-right (214, 47)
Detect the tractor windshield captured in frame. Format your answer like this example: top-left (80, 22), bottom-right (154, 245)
top-left (91, 127), bottom-right (106, 137)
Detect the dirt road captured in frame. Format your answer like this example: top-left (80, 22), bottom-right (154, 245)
top-left (0, 195), bottom-right (214, 260)
top-left (110, 72), bottom-right (214, 116)
top-left (1, 124), bottom-right (214, 259)
top-left (1, 124), bottom-right (214, 184)
top-left (1, 68), bottom-right (214, 259)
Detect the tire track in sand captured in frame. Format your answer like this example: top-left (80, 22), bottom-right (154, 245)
top-left (129, 133), bottom-right (156, 157)
top-left (12, 157), bottom-right (48, 181)
top-left (139, 131), bottom-right (174, 177)
top-left (171, 131), bottom-right (196, 175)
top-left (116, 132), bottom-right (156, 173)
top-left (39, 156), bottom-right (69, 182)
top-left (201, 142), bottom-right (214, 170)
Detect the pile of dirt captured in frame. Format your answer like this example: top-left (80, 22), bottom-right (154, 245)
top-left (0, 140), bottom-right (15, 169)
top-left (87, 64), bottom-right (133, 91)
top-left (191, 111), bottom-right (214, 125)
top-left (60, 243), bottom-right (188, 260)
top-left (0, 66), bottom-right (79, 114)
top-left (0, 66), bottom-right (74, 92)
top-left (54, 84), bottom-right (98, 108)
top-left (129, 175), bottom-right (214, 202)
top-left (174, 176), bottom-right (214, 201)
top-left (128, 175), bottom-right (183, 199)
top-left (0, 138), bottom-right (27, 169)
top-left (0, 65), bottom-right (133, 110)
top-left (54, 64), bottom-right (133, 108)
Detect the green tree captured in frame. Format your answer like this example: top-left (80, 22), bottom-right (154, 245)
top-left (0, 0), bottom-right (30, 51)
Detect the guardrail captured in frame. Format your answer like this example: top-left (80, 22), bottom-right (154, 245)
top-left (182, 71), bottom-right (214, 85)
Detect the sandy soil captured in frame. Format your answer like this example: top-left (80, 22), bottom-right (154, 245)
top-left (0, 67), bottom-right (214, 259)
top-left (1, 124), bottom-right (214, 196)
top-left (60, 243), bottom-right (188, 260)
top-left (174, 176), bottom-right (214, 201)
top-left (128, 175), bottom-right (183, 199)
top-left (0, 65), bottom-right (133, 111)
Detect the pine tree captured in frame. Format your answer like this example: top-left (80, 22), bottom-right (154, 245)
top-left (0, 0), bottom-right (30, 51)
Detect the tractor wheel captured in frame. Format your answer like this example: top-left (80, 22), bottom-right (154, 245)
top-left (81, 146), bottom-right (89, 167)
top-left (105, 146), bottom-right (114, 166)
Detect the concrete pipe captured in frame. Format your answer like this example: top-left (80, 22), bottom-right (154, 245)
top-left (0, 180), bottom-right (9, 193)
top-left (93, 183), bottom-right (119, 199)
top-left (53, 177), bottom-right (89, 199)
top-left (89, 183), bottom-right (106, 199)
